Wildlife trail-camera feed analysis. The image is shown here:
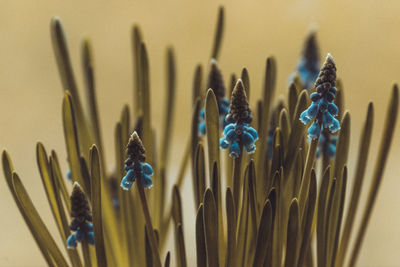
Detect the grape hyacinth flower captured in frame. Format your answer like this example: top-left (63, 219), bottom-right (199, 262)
top-left (300, 53), bottom-right (340, 139)
top-left (121, 131), bottom-right (154, 190)
top-left (198, 59), bottom-right (230, 135)
top-left (289, 31), bottom-right (320, 90)
top-left (220, 79), bottom-right (258, 157)
top-left (67, 182), bottom-right (95, 249)
top-left (315, 132), bottom-right (338, 158)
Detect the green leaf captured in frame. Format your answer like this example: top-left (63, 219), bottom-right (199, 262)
top-left (175, 224), bottom-right (188, 267)
top-left (51, 17), bottom-right (93, 160)
top-left (172, 185), bottom-right (183, 226)
top-left (160, 47), bottom-right (176, 169)
top-left (81, 39), bottom-right (103, 154)
top-left (203, 189), bottom-right (220, 267)
top-left (336, 103), bottom-right (374, 267)
top-left (210, 6), bottom-right (225, 60)
top-left (349, 84), bottom-right (399, 267)
top-left (330, 167), bottom-right (347, 267)
top-left (333, 112), bottom-right (351, 180)
top-left (287, 83), bottom-right (298, 121)
top-left (132, 25), bottom-right (143, 117)
top-left (296, 170), bottom-right (316, 267)
top-left (50, 151), bottom-right (71, 212)
top-left (196, 204), bottom-right (207, 267)
top-left (12, 172), bottom-right (69, 267)
top-left (252, 200), bottom-right (273, 267)
top-left (256, 57), bottom-right (277, 205)
top-left (139, 43), bottom-right (153, 163)
top-left (225, 188), bottom-right (236, 267)
top-left (192, 65), bottom-right (203, 104)
top-left (164, 252), bottom-right (171, 267)
top-left (90, 146), bottom-right (107, 267)
top-left (191, 99), bottom-right (202, 206)
top-left (317, 166), bottom-right (331, 267)
top-left (205, 88), bottom-right (221, 180)
top-left (283, 199), bottom-right (300, 267)
top-left (62, 91), bottom-right (91, 198)
top-left (283, 90), bottom-right (307, 175)
top-left (2, 151), bottom-right (54, 265)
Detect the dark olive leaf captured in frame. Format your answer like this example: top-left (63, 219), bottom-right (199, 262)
top-left (12, 172), bottom-right (69, 267)
top-left (175, 224), bottom-right (188, 267)
top-left (203, 189), bottom-right (220, 267)
top-left (349, 85), bottom-right (399, 267)
top-left (210, 6), bottom-right (225, 60)
top-left (62, 92), bottom-right (91, 197)
top-left (90, 146), bottom-right (107, 267)
top-left (283, 199), bottom-right (299, 267)
top-left (336, 103), bottom-right (373, 267)
top-left (252, 200), bottom-right (273, 267)
top-left (225, 188), bottom-right (236, 267)
top-left (196, 204), bottom-right (207, 267)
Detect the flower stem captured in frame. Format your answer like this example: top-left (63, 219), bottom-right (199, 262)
top-left (82, 239), bottom-right (92, 267)
top-left (136, 176), bottom-right (162, 267)
top-left (232, 143), bottom-right (243, 217)
top-left (298, 137), bottom-right (319, 215)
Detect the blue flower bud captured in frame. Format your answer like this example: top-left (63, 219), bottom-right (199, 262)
top-left (220, 137), bottom-right (229, 149)
top-left (308, 121), bottom-right (322, 139)
top-left (142, 163), bottom-right (153, 176)
top-left (67, 233), bottom-right (78, 249)
top-left (229, 142), bottom-right (241, 158)
top-left (242, 131), bottom-right (255, 147)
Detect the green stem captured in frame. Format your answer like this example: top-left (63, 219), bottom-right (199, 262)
top-left (136, 176), bottom-right (162, 267)
top-left (298, 137), bottom-right (319, 216)
top-left (82, 239), bottom-right (92, 267)
top-left (232, 144), bottom-right (243, 217)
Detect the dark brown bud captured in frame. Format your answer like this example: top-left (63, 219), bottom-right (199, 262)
top-left (314, 53), bottom-right (337, 92)
top-left (126, 131), bottom-right (146, 164)
top-left (70, 182), bottom-right (91, 220)
top-left (228, 79), bottom-right (252, 124)
top-left (302, 31), bottom-right (320, 71)
top-left (207, 59), bottom-right (226, 102)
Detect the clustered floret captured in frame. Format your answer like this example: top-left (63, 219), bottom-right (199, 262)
top-left (67, 182), bottom-right (95, 249)
top-left (121, 131), bottom-right (154, 190)
top-left (300, 53), bottom-right (340, 139)
top-left (219, 79), bottom-right (258, 158)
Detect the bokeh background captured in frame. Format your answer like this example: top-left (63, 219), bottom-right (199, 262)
top-left (1, 0), bottom-right (400, 266)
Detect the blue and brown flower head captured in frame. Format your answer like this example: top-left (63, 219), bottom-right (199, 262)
top-left (290, 31), bottom-right (320, 90)
top-left (67, 182), bottom-right (94, 249)
top-left (121, 131), bottom-right (154, 190)
top-left (300, 53), bottom-right (340, 139)
top-left (220, 79), bottom-right (258, 158)
top-left (198, 59), bottom-right (230, 135)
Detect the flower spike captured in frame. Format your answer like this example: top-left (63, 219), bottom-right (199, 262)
top-left (121, 131), bottom-right (154, 190)
top-left (198, 59), bottom-right (230, 135)
top-left (290, 31), bottom-right (321, 90)
top-left (220, 79), bottom-right (258, 157)
top-left (67, 182), bottom-right (95, 249)
top-left (300, 53), bottom-right (340, 139)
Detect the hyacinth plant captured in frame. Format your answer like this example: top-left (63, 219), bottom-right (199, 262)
top-left (2, 6), bottom-right (399, 267)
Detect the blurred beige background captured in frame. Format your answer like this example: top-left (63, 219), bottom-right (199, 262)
top-left (1, 0), bottom-right (400, 266)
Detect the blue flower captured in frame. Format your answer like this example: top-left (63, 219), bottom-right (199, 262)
top-left (299, 54), bottom-right (340, 139)
top-left (67, 220), bottom-right (95, 249)
top-left (66, 182), bottom-right (94, 249)
top-left (315, 134), bottom-right (338, 158)
top-left (66, 169), bottom-right (72, 181)
top-left (220, 123), bottom-right (258, 158)
top-left (121, 162), bottom-right (154, 190)
top-left (289, 32), bottom-right (320, 90)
